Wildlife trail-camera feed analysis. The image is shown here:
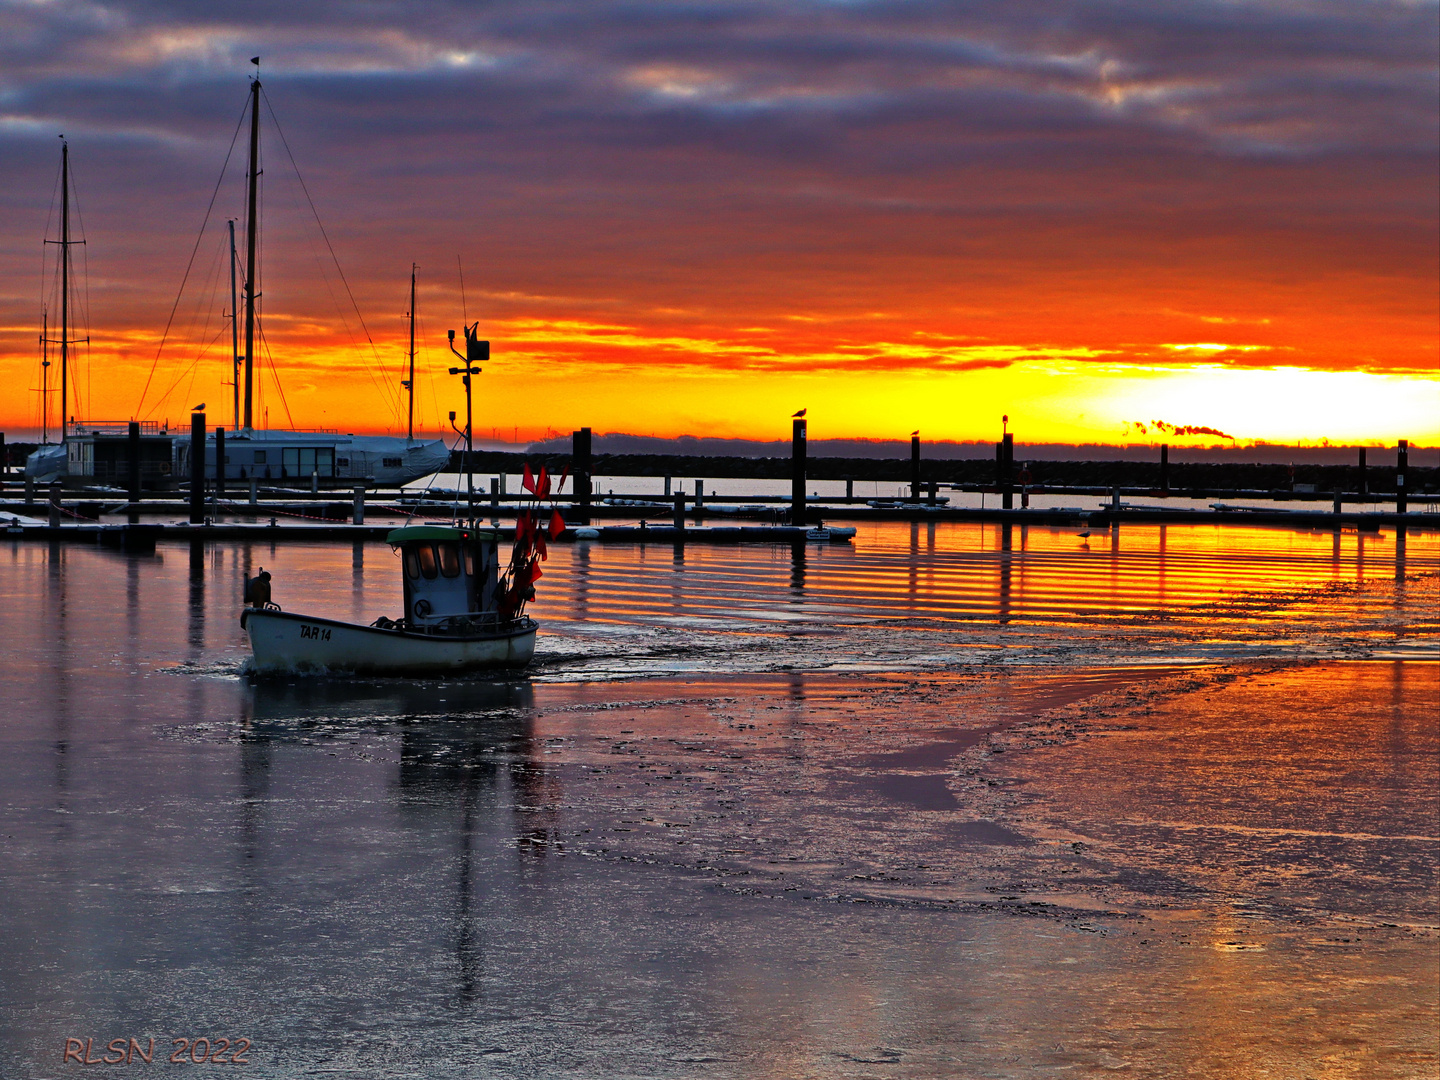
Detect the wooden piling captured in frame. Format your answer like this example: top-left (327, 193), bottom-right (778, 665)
top-left (214, 427), bottom-right (225, 500)
top-left (1396, 440), bottom-right (1407, 515)
top-left (791, 417), bottom-right (807, 525)
top-left (1358, 447), bottom-right (1367, 495)
top-left (189, 411), bottom-right (205, 524)
top-left (573, 427), bottom-right (593, 524)
top-left (1160, 443), bottom-right (1169, 494)
top-left (48, 481), bottom-right (61, 527)
top-left (1001, 433), bottom-right (1014, 510)
top-left (673, 492), bottom-right (686, 532)
top-left (353, 484), bottom-right (365, 525)
top-left (127, 421), bottom-right (141, 506)
top-left (910, 433), bottom-right (921, 501)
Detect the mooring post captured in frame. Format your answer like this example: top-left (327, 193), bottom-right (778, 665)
top-left (48, 481), bottom-right (61, 527)
top-left (928, 480), bottom-right (938, 506)
top-left (491, 477), bottom-right (499, 511)
top-left (695, 479), bottom-right (703, 509)
top-left (127, 421), bottom-right (142, 522)
top-left (0, 431), bottom-right (6, 484)
top-left (791, 417), bottom-right (807, 525)
top-left (189, 410), bottom-right (205, 524)
top-left (249, 477), bottom-right (257, 506)
top-left (1358, 447), bottom-right (1367, 496)
top-left (1002, 433), bottom-right (1014, 510)
top-left (910, 433), bottom-right (921, 502)
top-left (1160, 443), bottom-right (1169, 495)
top-left (1333, 488), bottom-right (1342, 521)
top-left (353, 484), bottom-right (365, 525)
top-left (573, 427), bottom-right (592, 525)
top-left (664, 476), bottom-right (671, 498)
top-left (310, 469), bottom-right (318, 495)
top-left (846, 479), bottom-right (853, 502)
top-left (672, 492), bottom-right (686, 532)
top-left (25, 475), bottom-right (35, 508)
top-left (214, 427), bottom-right (225, 501)
top-left (1395, 439), bottom-right (1407, 515)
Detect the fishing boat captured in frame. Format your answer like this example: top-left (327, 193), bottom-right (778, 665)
top-left (242, 314), bottom-right (565, 676)
top-left (241, 524), bottom-right (538, 675)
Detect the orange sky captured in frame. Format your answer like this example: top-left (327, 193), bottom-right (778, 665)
top-left (1, 3), bottom-right (1436, 445)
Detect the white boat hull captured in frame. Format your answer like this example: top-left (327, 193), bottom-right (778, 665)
top-left (241, 609), bottom-right (536, 675)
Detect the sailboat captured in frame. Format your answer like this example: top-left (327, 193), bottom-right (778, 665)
top-left (177, 67), bottom-right (450, 488)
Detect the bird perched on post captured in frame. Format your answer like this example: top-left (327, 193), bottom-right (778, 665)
top-left (192, 403), bottom-right (206, 412)
top-left (792, 408), bottom-right (806, 418)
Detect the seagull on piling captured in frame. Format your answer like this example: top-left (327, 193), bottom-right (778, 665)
top-left (792, 408), bottom-right (806, 418)
top-left (191, 403), bottom-right (206, 412)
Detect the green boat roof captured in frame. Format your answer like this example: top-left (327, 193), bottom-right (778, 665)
top-left (386, 525), bottom-right (497, 544)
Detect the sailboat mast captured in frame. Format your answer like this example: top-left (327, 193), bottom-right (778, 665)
top-left (407, 263), bottom-right (416, 441)
top-left (242, 73), bottom-right (261, 430)
top-left (60, 139), bottom-right (69, 440)
top-left (40, 308), bottom-right (50, 443)
top-left (229, 219), bottom-right (240, 430)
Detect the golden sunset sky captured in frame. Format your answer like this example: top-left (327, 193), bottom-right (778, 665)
top-left (1, 1), bottom-right (1435, 446)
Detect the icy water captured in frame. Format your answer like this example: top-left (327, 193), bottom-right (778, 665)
top-left (1, 522), bottom-right (1436, 1078)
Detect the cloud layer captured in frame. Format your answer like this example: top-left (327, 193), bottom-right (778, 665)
top-left (0, 0), bottom-right (1435, 437)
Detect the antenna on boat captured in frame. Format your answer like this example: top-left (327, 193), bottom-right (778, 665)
top-left (242, 62), bottom-right (261, 431)
top-left (448, 324), bottom-right (487, 530)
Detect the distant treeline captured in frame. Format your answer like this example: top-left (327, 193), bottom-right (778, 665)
top-left (451, 451), bottom-right (1435, 494)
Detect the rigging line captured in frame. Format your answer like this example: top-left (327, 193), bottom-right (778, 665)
top-left (39, 154), bottom-right (61, 322)
top-left (136, 94), bottom-right (249, 419)
top-left (260, 90), bottom-right (395, 391)
top-left (257, 321), bottom-right (296, 429)
top-left (261, 92), bottom-right (400, 424)
top-left (148, 230), bottom-right (228, 416)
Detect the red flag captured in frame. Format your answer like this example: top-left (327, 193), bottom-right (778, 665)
top-left (537, 465), bottom-right (551, 500)
top-left (515, 509), bottom-right (531, 546)
top-left (557, 466), bottom-right (569, 493)
top-left (535, 530), bottom-right (548, 560)
top-left (526, 558), bottom-right (544, 584)
top-left (522, 463), bottom-right (536, 494)
top-left (548, 509), bottom-right (566, 539)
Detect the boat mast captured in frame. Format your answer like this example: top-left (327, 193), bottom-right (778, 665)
top-left (60, 138), bottom-right (70, 440)
top-left (39, 308), bottom-right (50, 443)
top-left (242, 64), bottom-right (261, 431)
top-left (406, 263), bottom-right (417, 441)
top-left (229, 219), bottom-right (240, 430)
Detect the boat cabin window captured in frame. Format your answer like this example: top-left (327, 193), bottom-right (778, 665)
top-left (281, 447), bottom-right (335, 477)
top-left (463, 546), bottom-right (475, 576)
top-left (253, 450), bottom-right (266, 465)
top-left (416, 544), bottom-right (438, 579)
top-left (403, 547), bottom-right (420, 579)
top-left (438, 543), bottom-right (461, 578)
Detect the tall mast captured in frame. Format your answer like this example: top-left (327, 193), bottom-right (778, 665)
top-left (60, 138), bottom-right (69, 440)
top-left (242, 67), bottom-right (261, 430)
top-left (407, 263), bottom-right (416, 441)
top-left (229, 219), bottom-right (240, 430)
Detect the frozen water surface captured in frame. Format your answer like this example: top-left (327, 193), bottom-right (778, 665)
top-left (0, 522), bottom-right (1435, 1077)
